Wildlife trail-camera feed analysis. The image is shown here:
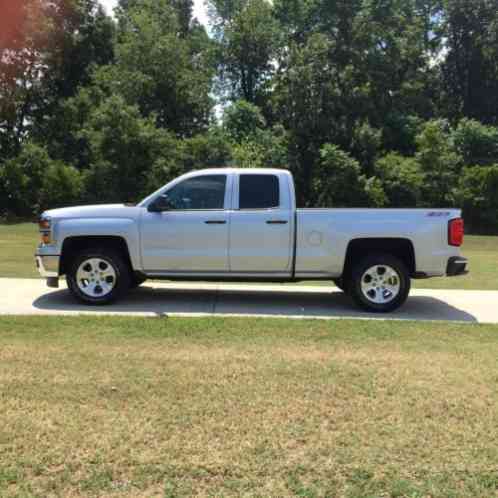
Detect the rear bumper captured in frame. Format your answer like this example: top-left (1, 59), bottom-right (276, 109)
top-left (446, 256), bottom-right (468, 277)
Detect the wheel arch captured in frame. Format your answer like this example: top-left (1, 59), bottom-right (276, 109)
top-left (342, 238), bottom-right (416, 280)
top-left (60, 236), bottom-right (133, 276)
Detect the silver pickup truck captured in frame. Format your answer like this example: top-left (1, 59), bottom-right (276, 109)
top-left (35, 168), bottom-right (467, 312)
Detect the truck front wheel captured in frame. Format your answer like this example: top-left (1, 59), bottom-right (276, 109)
top-left (350, 254), bottom-right (410, 313)
top-left (332, 278), bottom-right (348, 292)
top-left (66, 249), bottom-right (131, 305)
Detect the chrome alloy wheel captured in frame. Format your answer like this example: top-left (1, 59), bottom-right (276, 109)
top-left (76, 258), bottom-right (117, 298)
top-left (360, 264), bottom-right (401, 305)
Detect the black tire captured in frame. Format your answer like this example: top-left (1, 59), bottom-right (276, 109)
top-left (130, 274), bottom-right (147, 289)
top-left (349, 253), bottom-right (410, 313)
top-left (333, 278), bottom-right (348, 292)
top-left (66, 249), bottom-right (131, 305)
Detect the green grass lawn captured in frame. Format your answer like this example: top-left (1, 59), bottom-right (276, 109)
top-left (1, 316), bottom-right (498, 498)
top-left (1, 222), bottom-right (497, 289)
top-left (0, 223), bottom-right (39, 278)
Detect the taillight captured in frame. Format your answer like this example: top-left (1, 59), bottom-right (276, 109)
top-left (448, 218), bottom-right (464, 246)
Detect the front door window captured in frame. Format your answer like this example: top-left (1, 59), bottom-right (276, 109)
top-left (166, 175), bottom-right (227, 210)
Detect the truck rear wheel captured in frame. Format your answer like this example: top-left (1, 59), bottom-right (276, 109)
top-left (66, 249), bottom-right (131, 305)
top-left (130, 274), bottom-right (147, 289)
top-left (350, 254), bottom-right (410, 313)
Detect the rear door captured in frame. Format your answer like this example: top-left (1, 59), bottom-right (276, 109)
top-left (229, 173), bottom-right (293, 274)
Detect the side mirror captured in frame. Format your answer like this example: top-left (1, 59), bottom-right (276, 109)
top-left (147, 194), bottom-right (173, 213)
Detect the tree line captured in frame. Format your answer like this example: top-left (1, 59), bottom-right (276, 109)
top-left (1, 0), bottom-right (498, 232)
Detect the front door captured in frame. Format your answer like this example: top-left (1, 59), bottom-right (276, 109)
top-left (141, 174), bottom-right (230, 272)
top-left (229, 173), bottom-right (293, 274)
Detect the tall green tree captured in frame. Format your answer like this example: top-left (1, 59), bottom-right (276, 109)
top-left (0, 0), bottom-right (114, 160)
top-left (1, 0), bottom-right (52, 158)
top-left (271, 0), bottom-right (440, 202)
top-left (2, 0), bottom-right (498, 231)
top-left (119, 0), bottom-right (195, 37)
top-left (273, 34), bottom-right (336, 203)
top-left (441, 0), bottom-right (498, 124)
top-left (209, 0), bottom-right (281, 104)
top-left (105, 0), bottom-right (215, 135)
top-left (34, 0), bottom-right (115, 157)
top-left (81, 95), bottom-right (179, 202)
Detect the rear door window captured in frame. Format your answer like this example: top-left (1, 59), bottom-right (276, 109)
top-left (239, 174), bottom-right (279, 209)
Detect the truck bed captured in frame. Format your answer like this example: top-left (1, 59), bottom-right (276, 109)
top-left (294, 208), bottom-right (462, 278)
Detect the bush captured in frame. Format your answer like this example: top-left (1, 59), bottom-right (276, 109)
top-left (453, 119), bottom-right (498, 167)
top-left (375, 153), bottom-right (424, 207)
top-left (40, 162), bottom-right (83, 210)
top-left (231, 126), bottom-right (289, 169)
top-left (0, 143), bottom-right (45, 217)
top-left (415, 120), bottom-right (461, 207)
top-left (81, 95), bottom-right (177, 203)
top-left (0, 143), bottom-right (81, 217)
top-left (382, 114), bottom-right (423, 155)
top-left (351, 121), bottom-right (382, 175)
top-left (182, 128), bottom-right (233, 171)
top-left (223, 100), bottom-right (266, 142)
top-left (312, 144), bottom-right (386, 207)
top-left (456, 165), bottom-right (498, 234)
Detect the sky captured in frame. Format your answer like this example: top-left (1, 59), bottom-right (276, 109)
top-left (98, 0), bottom-right (209, 26)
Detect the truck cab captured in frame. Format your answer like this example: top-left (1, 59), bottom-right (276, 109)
top-left (139, 168), bottom-right (295, 277)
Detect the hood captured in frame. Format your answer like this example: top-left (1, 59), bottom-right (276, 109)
top-left (42, 204), bottom-right (142, 220)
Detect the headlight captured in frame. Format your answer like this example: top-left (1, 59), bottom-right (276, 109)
top-left (39, 216), bottom-right (52, 244)
top-left (39, 218), bottom-right (51, 230)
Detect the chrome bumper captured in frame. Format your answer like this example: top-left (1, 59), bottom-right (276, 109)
top-left (35, 254), bottom-right (60, 278)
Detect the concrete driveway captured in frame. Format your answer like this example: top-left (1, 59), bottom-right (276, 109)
top-left (1, 277), bottom-right (498, 323)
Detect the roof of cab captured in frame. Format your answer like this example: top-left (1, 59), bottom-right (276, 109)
top-left (185, 167), bottom-right (291, 176)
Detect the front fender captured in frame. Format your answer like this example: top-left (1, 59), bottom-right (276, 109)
top-left (55, 218), bottom-right (142, 271)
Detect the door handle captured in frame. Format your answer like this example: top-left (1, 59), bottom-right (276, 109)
top-left (266, 220), bottom-right (288, 225)
top-left (205, 220), bottom-right (227, 224)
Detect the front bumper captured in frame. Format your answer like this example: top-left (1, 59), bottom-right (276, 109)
top-left (447, 256), bottom-right (468, 277)
top-left (35, 254), bottom-right (60, 278)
